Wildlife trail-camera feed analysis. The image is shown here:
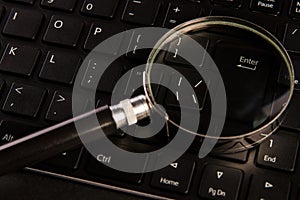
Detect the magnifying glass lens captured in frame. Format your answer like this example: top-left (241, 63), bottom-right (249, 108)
top-left (145, 17), bottom-right (294, 153)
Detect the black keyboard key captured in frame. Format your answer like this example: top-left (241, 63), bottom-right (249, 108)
top-left (3, 8), bottom-right (43, 40)
top-left (256, 131), bottom-right (298, 172)
top-left (2, 83), bottom-right (46, 117)
top-left (213, 150), bottom-right (249, 163)
top-left (213, 42), bottom-right (275, 125)
top-left (126, 30), bottom-right (163, 61)
top-left (121, 67), bottom-right (145, 96)
top-left (199, 165), bottom-right (243, 200)
top-left (41, 0), bottom-right (77, 12)
top-left (163, 1), bottom-right (201, 28)
top-left (81, 58), bottom-right (123, 93)
top-left (84, 22), bottom-right (124, 53)
top-left (0, 121), bottom-right (39, 145)
top-left (290, 56), bottom-right (300, 90)
top-left (39, 51), bottom-right (81, 84)
top-left (282, 93), bottom-right (300, 130)
top-left (86, 156), bottom-right (143, 184)
top-left (212, 0), bottom-right (242, 7)
top-left (247, 175), bottom-right (290, 200)
top-left (164, 69), bottom-right (207, 110)
top-left (165, 37), bottom-right (209, 66)
top-left (290, 0), bottom-right (300, 18)
top-left (0, 44), bottom-right (40, 76)
top-left (43, 15), bottom-right (84, 47)
top-left (210, 8), bottom-right (277, 34)
top-left (4, 0), bottom-right (35, 4)
top-left (46, 91), bottom-right (72, 122)
top-left (122, 0), bottom-right (160, 26)
top-left (284, 22), bottom-right (300, 53)
top-left (81, 0), bottom-right (119, 18)
top-left (45, 148), bottom-right (83, 170)
top-left (151, 158), bottom-right (195, 193)
top-left (279, 56), bottom-right (300, 90)
top-left (250, 0), bottom-right (283, 14)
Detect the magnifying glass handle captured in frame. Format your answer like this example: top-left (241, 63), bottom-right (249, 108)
top-left (0, 95), bottom-right (150, 176)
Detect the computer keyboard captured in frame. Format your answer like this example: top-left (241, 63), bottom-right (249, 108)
top-left (0, 0), bottom-right (300, 199)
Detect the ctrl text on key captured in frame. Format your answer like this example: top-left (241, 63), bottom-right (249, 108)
top-left (96, 154), bottom-right (111, 164)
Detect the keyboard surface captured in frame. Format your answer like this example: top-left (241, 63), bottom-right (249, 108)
top-left (0, 0), bottom-right (300, 200)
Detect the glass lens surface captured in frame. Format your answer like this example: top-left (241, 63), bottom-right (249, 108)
top-left (145, 17), bottom-right (294, 152)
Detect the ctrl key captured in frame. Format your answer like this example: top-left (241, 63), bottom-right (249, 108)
top-left (86, 155), bottom-right (144, 184)
top-left (199, 165), bottom-right (243, 200)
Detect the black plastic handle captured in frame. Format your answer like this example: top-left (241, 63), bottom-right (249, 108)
top-left (0, 105), bottom-right (117, 176)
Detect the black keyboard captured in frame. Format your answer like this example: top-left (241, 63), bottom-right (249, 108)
top-left (0, 0), bottom-right (300, 199)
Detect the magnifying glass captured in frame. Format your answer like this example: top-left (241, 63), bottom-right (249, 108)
top-left (143, 16), bottom-right (294, 154)
top-left (0, 16), bottom-right (294, 175)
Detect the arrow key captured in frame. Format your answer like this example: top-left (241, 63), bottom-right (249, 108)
top-left (46, 91), bottom-right (73, 122)
top-left (199, 164), bottom-right (243, 200)
top-left (247, 175), bottom-right (290, 200)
